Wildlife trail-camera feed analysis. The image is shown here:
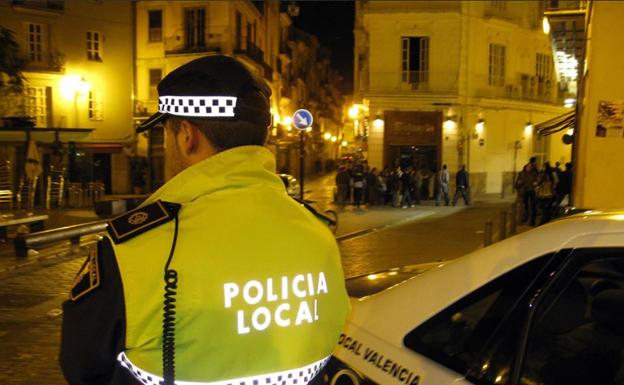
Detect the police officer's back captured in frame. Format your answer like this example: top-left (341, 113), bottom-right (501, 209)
top-left (60, 55), bottom-right (350, 385)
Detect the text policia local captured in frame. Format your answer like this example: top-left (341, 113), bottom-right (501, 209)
top-left (224, 272), bottom-right (329, 334)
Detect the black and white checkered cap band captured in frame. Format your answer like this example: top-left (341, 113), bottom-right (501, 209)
top-left (117, 352), bottom-right (329, 385)
top-left (159, 96), bottom-right (237, 118)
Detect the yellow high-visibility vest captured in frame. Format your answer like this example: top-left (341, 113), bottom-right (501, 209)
top-left (111, 146), bottom-right (350, 384)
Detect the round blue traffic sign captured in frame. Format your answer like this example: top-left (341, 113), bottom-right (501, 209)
top-left (293, 109), bottom-right (313, 130)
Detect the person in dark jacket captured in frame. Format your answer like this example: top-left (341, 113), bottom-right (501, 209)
top-left (522, 157), bottom-right (540, 226)
top-left (335, 167), bottom-right (350, 208)
top-left (554, 162), bottom-right (572, 208)
top-left (452, 165), bottom-right (470, 206)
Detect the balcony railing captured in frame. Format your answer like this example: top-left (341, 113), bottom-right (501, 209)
top-left (25, 50), bottom-right (64, 72)
top-left (473, 74), bottom-right (556, 103)
top-left (234, 41), bottom-right (264, 66)
top-left (361, 70), bottom-right (459, 95)
top-left (164, 31), bottom-right (222, 55)
top-left (11, 0), bottom-right (64, 12)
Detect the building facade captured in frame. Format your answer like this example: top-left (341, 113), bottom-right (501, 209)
top-left (354, 0), bottom-right (571, 195)
top-left (135, 0), bottom-right (282, 188)
top-left (0, 0), bottom-right (134, 195)
top-left (135, 0), bottom-right (344, 188)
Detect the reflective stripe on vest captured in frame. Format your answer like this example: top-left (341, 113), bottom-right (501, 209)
top-left (117, 352), bottom-right (330, 385)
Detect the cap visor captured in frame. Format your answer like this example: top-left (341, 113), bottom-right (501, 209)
top-left (136, 112), bottom-right (167, 133)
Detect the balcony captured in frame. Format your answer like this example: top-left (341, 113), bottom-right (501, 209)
top-left (25, 50), bottom-right (64, 73)
top-left (473, 74), bottom-right (556, 104)
top-left (362, 70), bottom-right (459, 96)
top-left (164, 31), bottom-right (222, 56)
top-left (11, 0), bottom-right (64, 12)
top-left (234, 42), bottom-right (264, 66)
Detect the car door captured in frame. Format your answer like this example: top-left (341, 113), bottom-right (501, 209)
top-left (466, 248), bottom-right (624, 385)
top-left (511, 248), bottom-right (624, 385)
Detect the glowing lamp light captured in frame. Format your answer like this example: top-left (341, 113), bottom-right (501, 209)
top-left (566, 128), bottom-right (574, 136)
top-left (331, 136), bottom-right (338, 142)
top-left (305, 126), bottom-right (312, 132)
top-left (272, 112), bottom-right (281, 126)
top-left (524, 122), bottom-right (533, 136)
top-left (348, 105), bottom-right (359, 119)
top-left (443, 117), bottom-right (457, 131)
top-left (323, 132), bottom-right (332, 140)
top-left (60, 75), bottom-right (90, 100)
top-left (475, 119), bottom-right (485, 135)
top-left (341, 140), bottom-right (348, 147)
top-left (372, 116), bottom-right (384, 130)
top-left (564, 98), bottom-right (576, 108)
top-left (542, 17), bottom-right (550, 34)
top-left (282, 116), bottom-right (293, 126)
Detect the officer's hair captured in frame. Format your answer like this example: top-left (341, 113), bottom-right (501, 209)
top-left (167, 88), bottom-right (269, 152)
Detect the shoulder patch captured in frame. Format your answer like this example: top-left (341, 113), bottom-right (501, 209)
top-left (70, 247), bottom-right (100, 301)
top-left (107, 200), bottom-right (181, 244)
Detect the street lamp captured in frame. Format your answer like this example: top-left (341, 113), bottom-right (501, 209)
top-left (323, 132), bottom-right (332, 140)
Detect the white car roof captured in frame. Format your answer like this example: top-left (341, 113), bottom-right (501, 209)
top-left (348, 211), bottom-right (624, 345)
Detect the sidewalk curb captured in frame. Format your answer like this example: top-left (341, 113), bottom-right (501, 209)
top-left (336, 211), bottom-right (436, 242)
top-left (0, 244), bottom-right (92, 276)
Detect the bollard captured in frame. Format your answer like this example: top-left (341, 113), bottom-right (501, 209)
top-left (510, 204), bottom-right (517, 235)
top-left (500, 210), bottom-right (508, 241)
top-left (484, 219), bottom-right (493, 246)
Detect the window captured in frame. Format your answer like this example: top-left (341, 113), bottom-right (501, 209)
top-left (404, 255), bottom-right (553, 378)
top-left (25, 86), bottom-right (49, 127)
top-left (522, 251), bottom-right (624, 385)
top-left (235, 11), bottom-right (242, 50)
top-left (184, 8), bottom-right (205, 49)
top-left (489, 43), bottom-right (506, 86)
top-left (148, 10), bottom-right (163, 43)
top-left (27, 23), bottom-right (44, 63)
top-left (536, 53), bottom-right (553, 81)
top-left (149, 69), bottom-right (162, 100)
top-left (490, 0), bottom-right (507, 11)
top-left (246, 21), bottom-right (252, 47)
top-left (401, 37), bottom-right (429, 85)
top-left (87, 31), bottom-right (102, 61)
top-left (88, 90), bottom-right (103, 120)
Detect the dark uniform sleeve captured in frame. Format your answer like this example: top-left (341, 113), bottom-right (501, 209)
top-left (60, 237), bottom-right (138, 385)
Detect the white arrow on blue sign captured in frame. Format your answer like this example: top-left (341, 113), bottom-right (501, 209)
top-left (293, 109), bottom-right (313, 130)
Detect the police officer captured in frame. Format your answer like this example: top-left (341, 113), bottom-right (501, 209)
top-left (60, 55), bottom-right (350, 385)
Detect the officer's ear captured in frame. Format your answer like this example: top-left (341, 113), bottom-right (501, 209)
top-left (177, 119), bottom-right (217, 162)
top-left (177, 119), bottom-right (201, 156)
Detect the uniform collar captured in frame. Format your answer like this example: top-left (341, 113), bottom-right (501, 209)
top-left (143, 146), bottom-right (281, 205)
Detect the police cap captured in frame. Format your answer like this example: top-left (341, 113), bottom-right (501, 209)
top-left (137, 55), bottom-right (272, 133)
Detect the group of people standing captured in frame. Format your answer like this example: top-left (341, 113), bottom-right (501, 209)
top-left (335, 162), bottom-right (471, 209)
top-left (515, 157), bottom-right (572, 226)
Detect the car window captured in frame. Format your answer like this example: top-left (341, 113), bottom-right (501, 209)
top-left (403, 254), bottom-right (553, 378)
top-left (521, 253), bottom-right (624, 385)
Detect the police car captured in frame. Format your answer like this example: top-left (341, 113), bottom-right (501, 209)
top-left (323, 211), bottom-right (624, 385)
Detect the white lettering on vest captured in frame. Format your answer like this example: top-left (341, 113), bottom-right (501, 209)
top-left (251, 307), bottom-right (271, 331)
top-left (243, 280), bottom-right (263, 305)
top-left (237, 310), bottom-right (250, 334)
top-left (293, 274), bottom-right (306, 298)
top-left (295, 300), bottom-right (313, 325)
top-left (224, 283), bottom-right (239, 308)
top-left (275, 303), bottom-right (291, 327)
top-left (281, 276), bottom-right (289, 300)
top-left (225, 272), bottom-right (331, 334)
top-left (317, 272), bottom-right (328, 294)
top-left (267, 278), bottom-right (278, 302)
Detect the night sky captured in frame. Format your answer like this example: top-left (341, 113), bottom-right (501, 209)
top-left (285, 1), bottom-right (355, 94)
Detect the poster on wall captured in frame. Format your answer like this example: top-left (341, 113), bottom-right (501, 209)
top-left (596, 100), bottom-right (624, 138)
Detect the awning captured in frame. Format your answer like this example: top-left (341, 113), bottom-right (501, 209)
top-left (535, 111), bottom-right (575, 136)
